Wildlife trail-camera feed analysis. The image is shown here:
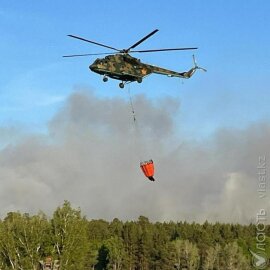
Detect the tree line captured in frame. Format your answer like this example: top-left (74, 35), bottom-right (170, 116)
top-left (0, 201), bottom-right (269, 270)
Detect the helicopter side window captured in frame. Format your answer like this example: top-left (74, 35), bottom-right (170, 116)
top-left (104, 56), bottom-right (110, 63)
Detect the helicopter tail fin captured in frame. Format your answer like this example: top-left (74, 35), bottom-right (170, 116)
top-left (180, 55), bottom-right (207, 78)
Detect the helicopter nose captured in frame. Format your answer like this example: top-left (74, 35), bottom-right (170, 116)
top-left (89, 63), bottom-right (96, 71)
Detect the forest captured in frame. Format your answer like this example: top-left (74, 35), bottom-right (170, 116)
top-left (0, 201), bottom-right (269, 270)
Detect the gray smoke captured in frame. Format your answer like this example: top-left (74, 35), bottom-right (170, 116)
top-left (0, 90), bottom-right (269, 223)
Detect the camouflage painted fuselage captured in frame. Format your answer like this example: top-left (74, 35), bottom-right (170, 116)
top-left (89, 54), bottom-right (195, 83)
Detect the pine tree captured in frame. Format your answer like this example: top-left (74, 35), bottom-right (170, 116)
top-left (109, 218), bottom-right (123, 238)
top-left (122, 221), bottom-right (138, 270)
top-left (88, 219), bottom-right (110, 241)
top-left (150, 223), bottom-right (174, 270)
top-left (136, 216), bottom-right (153, 270)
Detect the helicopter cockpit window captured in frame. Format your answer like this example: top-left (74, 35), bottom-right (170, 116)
top-left (96, 59), bottom-right (105, 65)
top-left (94, 59), bottom-right (101, 64)
top-left (98, 59), bottom-right (108, 65)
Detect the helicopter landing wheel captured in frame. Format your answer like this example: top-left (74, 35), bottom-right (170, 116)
top-left (103, 76), bottom-right (108, 82)
top-left (119, 82), bottom-right (125, 89)
top-left (137, 77), bottom-right (142, 83)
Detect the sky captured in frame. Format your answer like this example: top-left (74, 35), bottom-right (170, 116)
top-left (0, 1), bottom-right (270, 223)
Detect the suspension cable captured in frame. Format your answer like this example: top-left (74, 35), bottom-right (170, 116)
top-left (127, 85), bottom-right (137, 125)
top-left (126, 85), bottom-right (143, 162)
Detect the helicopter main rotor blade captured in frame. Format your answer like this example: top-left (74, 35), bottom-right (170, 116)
top-left (67, 35), bottom-right (121, 52)
top-left (130, 47), bottom-right (198, 53)
top-left (62, 52), bottom-right (114, 57)
top-left (126, 29), bottom-right (159, 52)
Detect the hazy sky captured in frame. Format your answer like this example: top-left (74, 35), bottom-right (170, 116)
top-left (0, 1), bottom-right (269, 222)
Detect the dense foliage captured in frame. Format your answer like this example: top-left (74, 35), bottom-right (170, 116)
top-left (0, 201), bottom-right (269, 269)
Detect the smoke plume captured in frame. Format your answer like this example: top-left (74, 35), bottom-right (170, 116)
top-left (0, 90), bottom-right (269, 223)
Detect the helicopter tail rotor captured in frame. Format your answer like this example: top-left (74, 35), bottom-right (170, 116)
top-left (179, 55), bottom-right (206, 79)
top-left (192, 55), bottom-right (207, 72)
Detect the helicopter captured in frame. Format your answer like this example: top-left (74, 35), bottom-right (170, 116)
top-left (63, 29), bottom-right (206, 88)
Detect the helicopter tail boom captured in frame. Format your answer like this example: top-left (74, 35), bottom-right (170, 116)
top-left (150, 55), bottom-right (206, 79)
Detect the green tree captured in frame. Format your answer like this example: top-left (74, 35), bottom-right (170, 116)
top-left (0, 212), bottom-right (50, 270)
top-left (136, 216), bottom-right (153, 270)
top-left (18, 212), bottom-right (50, 270)
top-left (87, 240), bottom-right (100, 270)
top-left (0, 213), bottom-right (22, 269)
top-left (51, 201), bottom-right (89, 270)
top-left (219, 242), bottom-right (250, 270)
top-left (109, 218), bottom-right (123, 238)
top-left (201, 244), bottom-right (221, 270)
top-left (150, 223), bottom-right (174, 270)
top-left (172, 239), bottom-right (199, 270)
top-left (88, 219), bottom-right (110, 241)
top-left (104, 236), bottom-right (126, 270)
top-left (95, 244), bottom-right (109, 270)
top-left (122, 221), bottom-right (138, 270)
